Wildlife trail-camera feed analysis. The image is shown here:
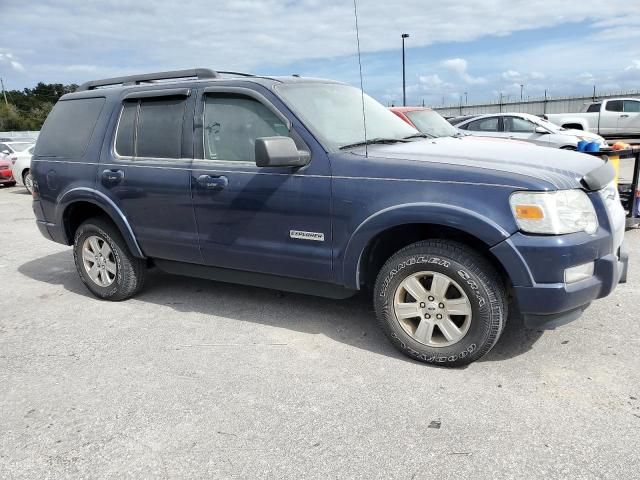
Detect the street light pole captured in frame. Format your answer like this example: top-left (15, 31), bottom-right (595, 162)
top-left (520, 84), bottom-right (524, 100)
top-left (402, 33), bottom-right (409, 106)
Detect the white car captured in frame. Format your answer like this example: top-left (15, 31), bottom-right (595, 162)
top-left (455, 113), bottom-right (606, 150)
top-left (0, 142), bottom-right (35, 193)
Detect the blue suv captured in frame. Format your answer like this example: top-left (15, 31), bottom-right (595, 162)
top-left (31, 68), bottom-right (628, 366)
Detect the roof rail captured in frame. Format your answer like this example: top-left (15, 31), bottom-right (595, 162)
top-left (77, 68), bottom-right (220, 91)
top-left (216, 71), bottom-right (256, 78)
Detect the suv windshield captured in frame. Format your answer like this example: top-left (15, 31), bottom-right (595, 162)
top-left (405, 110), bottom-right (459, 137)
top-left (276, 83), bottom-right (417, 151)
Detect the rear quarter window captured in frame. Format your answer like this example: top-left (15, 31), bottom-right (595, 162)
top-left (34, 97), bottom-right (105, 158)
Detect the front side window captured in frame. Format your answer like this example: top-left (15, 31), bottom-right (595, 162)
top-left (114, 97), bottom-right (186, 159)
top-left (505, 117), bottom-right (536, 133)
top-left (466, 117), bottom-right (500, 132)
top-left (203, 95), bottom-right (288, 162)
top-left (623, 100), bottom-right (640, 113)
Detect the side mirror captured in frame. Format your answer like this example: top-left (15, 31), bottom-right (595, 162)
top-left (535, 126), bottom-right (549, 134)
top-left (1, 150), bottom-right (9, 155)
top-left (255, 137), bottom-right (310, 168)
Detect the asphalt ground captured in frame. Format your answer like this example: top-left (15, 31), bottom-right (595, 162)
top-left (1, 185), bottom-right (639, 479)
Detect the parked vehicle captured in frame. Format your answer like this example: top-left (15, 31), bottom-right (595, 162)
top-left (448, 115), bottom-right (478, 126)
top-left (455, 113), bottom-right (605, 149)
top-left (9, 144), bottom-right (35, 193)
top-left (544, 98), bottom-right (640, 137)
top-left (32, 68), bottom-right (628, 366)
top-left (390, 107), bottom-right (461, 138)
top-left (0, 158), bottom-right (15, 187)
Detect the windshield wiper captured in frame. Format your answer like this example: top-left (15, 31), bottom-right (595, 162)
top-left (403, 133), bottom-right (435, 139)
top-left (339, 137), bottom-right (410, 150)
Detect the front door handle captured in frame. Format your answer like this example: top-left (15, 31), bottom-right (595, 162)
top-left (197, 174), bottom-right (228, 191)
top-left (620, 114), bottom-right (629, 118)
top-left (102, 169), bottom-right (124, 186)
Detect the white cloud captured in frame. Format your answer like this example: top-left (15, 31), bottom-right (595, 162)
top-left (441, 58), bottom-right (486, 84)
top-left (0, 51), bottom-right (25, 72)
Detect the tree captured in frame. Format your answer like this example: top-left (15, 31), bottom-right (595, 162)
top-left (0, 82), bottom-right (77, 131)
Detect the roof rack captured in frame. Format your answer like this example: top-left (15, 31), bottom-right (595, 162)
top-left (77, 68), bottom-right (220, 91)
top-left (216, 71), bottom-right (256, 78)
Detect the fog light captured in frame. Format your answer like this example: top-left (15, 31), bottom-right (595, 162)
top-left (565, 262), bottom-right (594, 284)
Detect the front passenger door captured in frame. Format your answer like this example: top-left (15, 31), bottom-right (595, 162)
top-left (191, 87), bottom-right (333, 282)
top-left (618, 100), bottom-right (640, 135)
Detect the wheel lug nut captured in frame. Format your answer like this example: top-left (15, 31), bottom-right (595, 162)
top-left (428, 296), bottom-right (434, 301)
top-left (436, 314), bottom-right (443, 320)
top-left (424, 314), bottom-right (431, 319)
top-left (439, 303), bottom-right (444, 308)
top-left (420, 302), bottom-right (426, 308)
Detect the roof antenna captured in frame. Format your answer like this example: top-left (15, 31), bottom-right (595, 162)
top-left (352, 0), bottom-right (368, 158)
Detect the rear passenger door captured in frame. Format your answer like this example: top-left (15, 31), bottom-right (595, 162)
top-left (190, 87), bottom-right (333, 282)
top-left (102, 89), bottom-right (201, 263)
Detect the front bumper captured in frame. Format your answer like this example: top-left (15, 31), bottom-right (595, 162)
top-left (491, 230), bottom-right (628, 329)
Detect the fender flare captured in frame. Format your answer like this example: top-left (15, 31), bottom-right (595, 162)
top-left (342, 202), bottom-right (513, 289)
top-left (56, 187), bottom-right (145, 258)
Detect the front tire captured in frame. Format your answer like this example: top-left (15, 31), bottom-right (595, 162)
top-left (23, 170), bottom-right (34, 194)
top-left (73, 217), bottom-right (146, 301)
top-left (374, 240), bottom-right (507, 366)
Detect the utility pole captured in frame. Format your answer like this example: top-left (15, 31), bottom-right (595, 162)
top-left (520, 84), bottom-right (524, 101)
top-left (0, 78), bottom-right (8, 106)
top-left (464, 92), bottom-right (468, 104)
top-left (401, 33), bottom-right (409, 106)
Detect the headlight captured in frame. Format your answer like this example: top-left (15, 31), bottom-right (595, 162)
top-left (510, 190), bottom-right (598, 234)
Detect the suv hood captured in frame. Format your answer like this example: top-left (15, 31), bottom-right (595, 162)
top-left (363, 136), bottom-right (609, 190)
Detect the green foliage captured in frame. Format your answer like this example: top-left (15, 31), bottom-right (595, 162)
top-left (0, 82), bottom-right (78, 131)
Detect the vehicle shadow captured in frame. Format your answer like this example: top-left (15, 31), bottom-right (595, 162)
top-left (18, 250), bottom-right (545, 364)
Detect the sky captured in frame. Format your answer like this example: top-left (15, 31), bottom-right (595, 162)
top-left (1, 0), bottom-right (640, 107)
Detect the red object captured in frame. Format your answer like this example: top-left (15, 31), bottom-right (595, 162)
top-left (389, 106), bottom-right (428, 128)
top-left (0, 159), bottom-right (14, 184)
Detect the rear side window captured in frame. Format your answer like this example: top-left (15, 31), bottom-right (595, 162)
top-left (35, 97), bottom-right (105, 157)
top-left (466, 117), bottom-right (500, 132)
top-left (115, 97), bottom-right (186, 159)
top-left (586, 103), bottom-right (601, 113)
top-left (606, 100), bottom-right (623, 112)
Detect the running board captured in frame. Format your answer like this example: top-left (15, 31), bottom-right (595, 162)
top-left (154, 259), bottom-right (356, 300)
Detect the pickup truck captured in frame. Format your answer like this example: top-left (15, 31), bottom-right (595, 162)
top-left (545, 98), bottom-right (640, 137)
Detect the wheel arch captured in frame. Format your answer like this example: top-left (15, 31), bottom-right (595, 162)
top-left (343, 203), bottom-right (514, 290)
top-left (57, 188), bottom-right (145, 258)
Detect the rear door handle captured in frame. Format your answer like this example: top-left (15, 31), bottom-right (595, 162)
top-left (196, 174), bottom-right (228, 191)
top-left (102, 169), bottom-right (124, 186)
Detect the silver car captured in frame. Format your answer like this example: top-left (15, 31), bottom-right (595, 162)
top-left (455, 113), bottom-right (606, 150)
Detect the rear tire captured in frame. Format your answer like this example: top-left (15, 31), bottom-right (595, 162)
top-left (73, 217), bottom-right (146, 301)
top-left (374, 240), bottom-right (507, 366)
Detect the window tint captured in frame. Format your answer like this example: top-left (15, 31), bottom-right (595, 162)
top-left (586, 103), bottom-right (601, 113)
top-left (137, 98), bottom-right (185, 159)
top-left (203, 95), bottom-right (289, 161)
top-left (606, 100), bottom-right (623, 112)
top-left (623, 100), bottom-right (640, 113)
top-left (115, 101), bottom-right (137, 157)
top-left (35, 97), bottom-right (105, 157)
top-left (466, 117), bottom-right (500, 132)
top-left (505, 117), bottom-right (536, 133)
